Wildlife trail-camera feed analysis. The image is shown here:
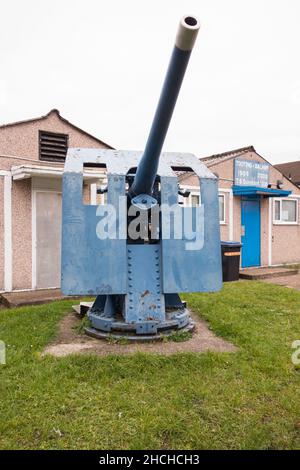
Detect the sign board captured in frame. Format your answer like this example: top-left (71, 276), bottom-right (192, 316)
top-left (234, 159), bottom-right (269, 188)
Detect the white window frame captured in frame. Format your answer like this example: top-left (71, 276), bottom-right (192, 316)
top-left (218, 193), bottom-right (226, 225)
top-left (273, 198), bottom-right (298, 225)
top-left (189, 192), bottom-right (200, 207)
top-left (183, 190), bottom-right (200, 207)
top-left (180, 186), bottom-right (228, 227)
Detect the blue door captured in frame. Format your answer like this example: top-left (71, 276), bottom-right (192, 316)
top-left (241, 198), bottom-right (260, 268)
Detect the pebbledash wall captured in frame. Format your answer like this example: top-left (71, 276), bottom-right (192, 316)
top-left (0, 109), bottom-right (110, 292)
top-left (180, 146), bottom-right (300, 268)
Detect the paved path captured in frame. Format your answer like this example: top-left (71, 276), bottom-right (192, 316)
top-left (0, 289), bottom-right (82, 308)
top-left (240, 266), bottom-right (298, 280)
top-left (263, 273), bottom-right (300, 291)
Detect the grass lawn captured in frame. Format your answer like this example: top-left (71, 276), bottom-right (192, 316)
top-left (0, 281), bottom-right (300, 450)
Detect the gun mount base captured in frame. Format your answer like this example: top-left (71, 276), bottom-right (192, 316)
top-left (84, 311), bottom-right (195, 342)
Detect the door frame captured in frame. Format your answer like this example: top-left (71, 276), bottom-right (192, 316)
top-left (241, 196), bottom-right (261, 268)
top-left (31, 189), bottom-right (62, 289)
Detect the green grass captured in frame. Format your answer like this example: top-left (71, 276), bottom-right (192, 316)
top-left (1, 281), bottom-right (300, 449)
top-left (73, 315), bottom-right (92, 335)
top-left (165, 329), bottom-right (193, 342)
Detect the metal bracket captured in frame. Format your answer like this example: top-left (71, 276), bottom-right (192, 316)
top-left (131, 194), bottom-right (158, 210)
top-left (135, 321), bottom-right (159, 335)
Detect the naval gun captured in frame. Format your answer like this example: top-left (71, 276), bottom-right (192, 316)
top-left (61, 15), bottom-right (222, 340)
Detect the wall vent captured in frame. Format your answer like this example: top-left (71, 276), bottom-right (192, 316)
top-left (39, 130), bottom-right (68, 162)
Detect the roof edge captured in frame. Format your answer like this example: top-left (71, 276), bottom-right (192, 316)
top-left (0, 109), bottom-right (59, 129)
top-left (201, 145), bottom-right (255, 163)
top-left (0, 109), bottom-right (114, 150)
top-left (274, 160), bottom-right (300, 168)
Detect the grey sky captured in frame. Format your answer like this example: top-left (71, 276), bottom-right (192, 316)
top-left (1, 0), bottom-right (299, 164)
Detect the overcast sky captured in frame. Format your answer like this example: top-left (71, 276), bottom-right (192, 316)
top-left (1, 0), bottom-right (300, 164)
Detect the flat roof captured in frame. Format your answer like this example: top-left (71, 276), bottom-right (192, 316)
top-left (232, 185), bottom-right (292, 197)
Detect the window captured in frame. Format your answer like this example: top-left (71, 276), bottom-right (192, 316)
top-left (191, 194), bottom-right (200, 207)
top-left (39, 130), bottom-right (68, 162)
top-left (219, 194), bottom-right (225, 223)
top-left (273, 198), bottom-right (298, 224)
top-left (274, 200), bottom-right (280, 221)
top-left (187, 192), bottom-right (225, 224)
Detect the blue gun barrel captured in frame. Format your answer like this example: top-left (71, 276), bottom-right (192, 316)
top-left (129, 15), bottom-right (200, 199)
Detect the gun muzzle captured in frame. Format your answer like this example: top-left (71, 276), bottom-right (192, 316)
top-left (176, 15), bottom-right (200, 51)
top-left (128, 15), bottom-right (200, 200)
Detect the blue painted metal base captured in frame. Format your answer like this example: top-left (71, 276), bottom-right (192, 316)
top-left (85, 311), bottom-right (195, 342)
top-left (84, 242), bottom-right (195, 341)
top-left (85, 291), bottom-right (194, 341)
top-left (87, 305), bottom-right (191, 337)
